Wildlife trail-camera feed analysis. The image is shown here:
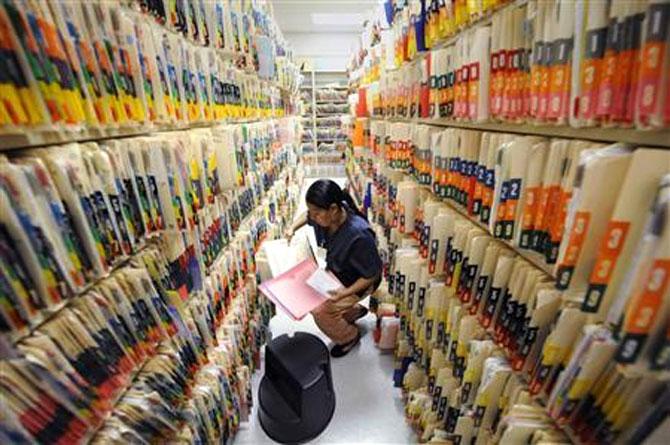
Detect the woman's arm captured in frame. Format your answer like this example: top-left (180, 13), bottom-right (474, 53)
top-left (286, 211), bottom-right (308, 240)
top-left (329, 275), bottom-right (379, 301)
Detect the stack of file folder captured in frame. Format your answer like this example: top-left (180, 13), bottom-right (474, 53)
top-left (368, 0), bottom-right (669, 131)
top-left (1, 114), bottom-right (305, 443)
top-left (346, 117), bottom-right (670, 443)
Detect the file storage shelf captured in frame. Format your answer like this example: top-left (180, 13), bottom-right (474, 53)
top-left (300, 70), bottom-right (349, 165)
top-left (9, 243), bottom-right (150, 346)
top-left (0, 117), bottom-right (280, 153)
top-left (347, 155), bottom-right (593, 445)
top-left (428, 184), bottom-right (557, 278)
top-left (372, 117), bottom-right (670, 149)
top-left (315, 100), bottom-right (349, 105)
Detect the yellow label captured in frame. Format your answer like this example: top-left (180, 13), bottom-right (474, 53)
top-left (463, 367), bottom-right (476, 383)
top-left (467, 0), bottom-right (481, 17)
top-left (1, 84), bottom-right (29, 125)
top-left (19, 87), bottom-right (44, 125)
top-left (451, 263), bottom-right (462, 289)
top-left (456, 342), bottom-right (467, 358)
top-left (567, 378), bottom-right (592, 399)
top-left (190, 158), bottom-right (200, 182)
top-left (542, 343), bottom-right (562, 365)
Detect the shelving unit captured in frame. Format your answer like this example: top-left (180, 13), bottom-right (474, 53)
top-left (0, 1), bottom-right (306, 442)
top-left (300, 71), bottom-right (350, 173)
top-left (345, 150), bottom-right (577, 441)
top-left (0, 116), bottom-right (280, 153)
top-left (371, 117), bottom-right (670, 149)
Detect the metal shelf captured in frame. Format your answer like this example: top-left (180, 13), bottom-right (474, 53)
top-left (316, 113), bottom-right (348, 117)
top-left (0, 117), bottom-right (276, 152)
top-left (372, 117), bottom-right (670, 149)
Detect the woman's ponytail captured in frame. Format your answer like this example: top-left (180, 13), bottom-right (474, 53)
top-left (340, 188), bottom-right (367, 221)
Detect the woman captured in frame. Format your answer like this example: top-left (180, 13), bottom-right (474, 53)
top-left (287, 179), bottom-right (383, 357)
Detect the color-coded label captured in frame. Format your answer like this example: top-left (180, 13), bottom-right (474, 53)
top-left (616, 259), bottom-right (670, 363)
top-left (636, 3), bottom-right (669, 126)
top-left (556, 211), bottom-right (591, 289)
top-left (583, 220), bottom-right (630, 312)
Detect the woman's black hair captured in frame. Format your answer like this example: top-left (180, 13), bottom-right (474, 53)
top-left (306, 179), bottom-right (367, 220)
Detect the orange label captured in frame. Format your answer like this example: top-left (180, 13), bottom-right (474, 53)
top-left (560, 211), bottom-right (591, 267)
top-left (473, 181), bottom-right (483, 202)
top-left (597, 49), bottom-right (618, 116)
top-left (505, 199), bottom-right (517, 222)
top-left (538, 185), bottom-right (561, 232)
top-left (588, 220), bottom-right (631, 285)
top-left (483, 186), bottom-right (493, 207)
top-left (549, 190), bottom-right (572, 242)
top-left (521, 187), bottom-right (539, 230)
top-left (624, 259), bottom-right (670, 335)
top-left (530, 64), bottom-right (544, 116)
top-left (39, 18), bottom-right (66, 60)
top-left (538, 65), bottom-right (551, 117)
top-left (497, 197), bottom-right (507, 221)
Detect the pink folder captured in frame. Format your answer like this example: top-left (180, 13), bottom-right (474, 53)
top-left (259, 258), bottom-right (329, 320)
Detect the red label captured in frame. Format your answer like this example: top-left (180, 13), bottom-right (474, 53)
top-left (637, 41), bottom-right (665, 118)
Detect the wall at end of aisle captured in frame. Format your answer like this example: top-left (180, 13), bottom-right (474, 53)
top-left (285, 32), bottom-right (357, 72)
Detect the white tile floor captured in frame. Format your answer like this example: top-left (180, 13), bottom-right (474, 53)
top-left (233, 177), bottom-right (416, 444)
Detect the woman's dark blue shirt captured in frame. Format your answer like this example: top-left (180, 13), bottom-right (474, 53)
top-left (308, 210), bottom-right (383, 296)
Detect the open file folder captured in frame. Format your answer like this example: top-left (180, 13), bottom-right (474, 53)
top-left (259, 235), bottom-right (343, 320)
top-left (259, 258), bottom-right (344, 321)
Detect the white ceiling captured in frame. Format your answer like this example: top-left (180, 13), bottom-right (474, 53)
top-left (271, 0), bottom-right (379, 34)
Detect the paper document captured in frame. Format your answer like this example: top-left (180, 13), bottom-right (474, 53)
top-left (261, 234), bottom-right (318, 278)
top-left (306, 268), bottom-right (343, 295)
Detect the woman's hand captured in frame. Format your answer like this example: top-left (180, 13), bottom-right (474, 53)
top-left (327, 288), bottom-right (351, 301)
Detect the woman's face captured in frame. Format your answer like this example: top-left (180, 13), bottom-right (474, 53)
top-left (307, 203), bottom-right (339, 228)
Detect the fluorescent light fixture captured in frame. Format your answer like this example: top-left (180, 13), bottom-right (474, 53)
top-left (311, 13), bottom-right (366, 26)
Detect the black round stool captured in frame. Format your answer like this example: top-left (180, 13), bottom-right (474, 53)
top-left (258, 332), bottom-right (336, 443)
